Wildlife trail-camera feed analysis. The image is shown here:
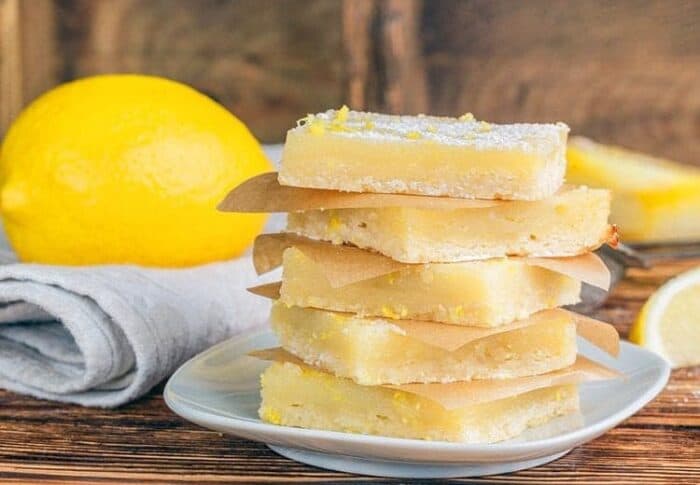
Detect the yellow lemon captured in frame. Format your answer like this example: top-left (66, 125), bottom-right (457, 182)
top-left (629, 267), bottom-right (700, 368)
top-left (0, 75), bottom-right (272, 267)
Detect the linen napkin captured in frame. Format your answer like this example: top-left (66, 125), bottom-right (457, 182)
top-left (0, 254), bottom-right (274, 408)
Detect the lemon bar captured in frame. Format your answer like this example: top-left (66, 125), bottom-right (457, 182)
top-left (270, 302), bottom-right (577, 384)
top-left (280, 108), bottom-right (569, 200)
top-left (286, 186), bottom-right (611, 263)
top-left (279, 247), bottom-right (581, 326)
top-left (568, 136), bottom-right (700, 242)
top-left (259, 361), bottom-right (578, 443)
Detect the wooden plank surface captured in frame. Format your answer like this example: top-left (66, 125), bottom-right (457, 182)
top-left (0, 259), bottom-right (698, 484)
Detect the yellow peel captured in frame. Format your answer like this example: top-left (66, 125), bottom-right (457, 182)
top-left (0, 74), bottom-right (272, 266)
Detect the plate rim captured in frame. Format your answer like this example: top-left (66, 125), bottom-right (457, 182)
top-left (164, 327), bottom-right (670, 459)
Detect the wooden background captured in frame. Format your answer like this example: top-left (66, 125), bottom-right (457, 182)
top-left (2, 0), bottom-right (700, 164)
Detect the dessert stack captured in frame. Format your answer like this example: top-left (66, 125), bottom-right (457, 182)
top-left (221, 107), bottom-right (622, 443)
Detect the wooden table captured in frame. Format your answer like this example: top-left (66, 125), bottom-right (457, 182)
top-left (0, 260), bottom-right (698, 484)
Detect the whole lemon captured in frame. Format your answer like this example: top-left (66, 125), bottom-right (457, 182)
top-left (0, 75), bottom-right (272, 267)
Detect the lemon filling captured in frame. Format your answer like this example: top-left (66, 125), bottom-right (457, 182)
top-left (270, 302), bottom-right (577, 385)
top-left (286, 186), bottom-right (611, 263)
top-left (279, 247), bottom-right (581, 327)
top-left (281, 108), bottom-right (569, 200)
top-left (259, 361), bottom-right (579, 443)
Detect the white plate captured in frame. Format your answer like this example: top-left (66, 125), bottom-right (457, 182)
top-left (164, 329), bottom-right (670, 478)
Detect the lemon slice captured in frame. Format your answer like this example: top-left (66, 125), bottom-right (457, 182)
top-left (567, 137), bottom-right (700, 243)
top-left (630, 267), bottom-right (700, 368)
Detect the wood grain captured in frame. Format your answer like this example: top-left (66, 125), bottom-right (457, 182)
top-left (342, 0), bottom-right (375, 110)
top-left (0, 0), bottom-right (22, 135)
top-left (419, 0), bottom-right (700, 165)
top-left (378, 0), bottom-right (428, 114)
top-left (54, 0), bottom-right (344, 143)
top-left (342, 0), bottom-right (700, 165)
top-left (0, 0), bottom-right (58, 135)
top-left (0, 259), bottom-right (698, 484)
top-left (3, 0), bottom-right (700, 164)
top-left (342, 0), bottom-right (428, 113)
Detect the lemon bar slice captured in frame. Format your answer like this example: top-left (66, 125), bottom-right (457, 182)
top-left (568, 136), bottom-right (700, 242)
top-left (280, 108), bottom-right (569, 200)
top-left (279, 247), bottom-right (581, 326)
top-left (286, 186), bottom-right (611, 263)
top-left (271, 302), bottom-right (577, 384)
top-left (259, 361), bottom-right (579, 443)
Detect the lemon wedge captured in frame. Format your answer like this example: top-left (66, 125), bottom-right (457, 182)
top-left (630, 267), bottom-right (700, 368)
top-left (567, 137), bottom-right (700, 243)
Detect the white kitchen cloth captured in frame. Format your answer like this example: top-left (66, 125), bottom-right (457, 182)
top-left (0, 256), bottom-right (273, 407)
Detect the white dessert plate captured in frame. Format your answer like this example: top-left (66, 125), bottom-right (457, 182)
top-left (164, 328), bottom-right (670, 478)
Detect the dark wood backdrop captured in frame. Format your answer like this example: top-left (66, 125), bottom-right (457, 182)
top-left (2, 0), bottom-right (700, 164)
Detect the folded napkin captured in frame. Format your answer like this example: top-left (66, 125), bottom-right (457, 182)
top-left (0, 255), bottom-right (272, 407)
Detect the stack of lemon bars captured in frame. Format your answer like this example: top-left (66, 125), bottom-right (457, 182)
top-left (221, 107), bottom-right (623, 444)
